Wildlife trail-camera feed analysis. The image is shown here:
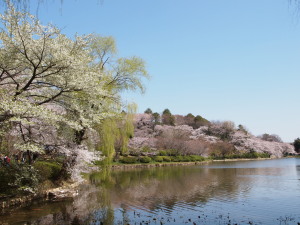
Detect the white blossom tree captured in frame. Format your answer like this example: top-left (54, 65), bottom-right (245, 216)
top-left (0, 4), bottom-right (148, 155)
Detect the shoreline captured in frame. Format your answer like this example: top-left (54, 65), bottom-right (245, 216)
top-left (110, 157), bottom-right (272, 170)
top-left (0, 157), bottom-right (280, 213)
top-left (0, 181), bottom-right (84, 214)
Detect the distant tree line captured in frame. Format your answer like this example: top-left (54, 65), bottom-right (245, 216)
top-left (144, 108), bottom-right (210, 128)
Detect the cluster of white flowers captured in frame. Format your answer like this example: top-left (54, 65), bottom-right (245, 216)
top-left (0, 4), bottom-right (148, 179)
top-left (14, 142), bottom-right (42, 153)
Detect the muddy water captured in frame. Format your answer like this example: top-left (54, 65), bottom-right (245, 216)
top-left (1, 158), bottom-right (300, 225)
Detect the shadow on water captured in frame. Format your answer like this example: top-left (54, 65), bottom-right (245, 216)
top-left (296, 165), bottom-right (300, 177)
top-left (1, 158), bottom-right (300, 225)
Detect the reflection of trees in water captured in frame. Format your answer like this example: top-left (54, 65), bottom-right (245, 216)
top-left (0, 200), bottom-right (73, 225)
top-left (93, 166), bottom-right (245, 213)
top-left (296, 165), bottom-right (300, 177)
top-left (4, 161), bottom-right (295, 224)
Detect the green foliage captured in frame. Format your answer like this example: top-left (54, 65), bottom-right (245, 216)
top-left (159, 150), bottom-right (168, 156)
top-left (33, 161), bottom-right (62, 181)
top-left (0, 164), bottom-right (39, 196)
top-left (89, 35), bottom-right (117, 69)
top-left (209, 142), bottom-right (236, 159)
top-left (97, 105), bottom-right (136, 164)
top-left (162, 109), bottom-right (175, 126)
top-left (144, 108), bottom-right (153, 114)
top-left (115, 103), bottom-right (136, 156)
top-left (293, 138), bottom-right (300, 153)
top-left (186, 113), bottom-right (195, 118)
top-left (0, 167), bottom-right (15, 195)
top-left (182, 113), bottom-right (210, 129)
top-left (119, 156), bottom-right (138, 164)
top-left (209, 149), bottom-right (270, 160)
top-left (162, 109), bottom-right (171, 115)
top-left (113, 57), bottom-right (149, 93)
top-left (0, 5), bottom-right (149, 163)
top-left (158, 149), bottom-right (181, 156)
top-left (172, 156), bottom-right (184, 162)
top-left (115, 153), bottom-right (206, 164)
top-left (189, 155), bottom-right (205, 161)
top-left (56, 122), bottom-right (76, 144)
top-left (139, 156), bottom-right (151, 163)
top-left (237, 124), bottom-right (248, 135)
top-left (153, 156), bottom-right (163, 162)
top-left (97, 119), bottom-right (118, 163)
top-left (0, 130), bottom-right (14, 155)
top-left (13, 165), bottom-right (39, 195)
top-left (161, 109), bottom-right (175, 126)
top-left (183, 113), bottom-right (195, 127)
top-left (152, 112), bottom-right (161, 124)
top-left (162, 156), bottom-right (172, 162)
top-left (142, 146), bottom-right (151, 152)
top-left (129, 150), bottom-right (141, 157)
top-left (194, 115), bottom-right (210, 128)
top-left (166, 149), bottom-right (178, 156)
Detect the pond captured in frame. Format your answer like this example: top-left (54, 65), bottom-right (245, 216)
top-left (1, 158), bottom-right (300, 225)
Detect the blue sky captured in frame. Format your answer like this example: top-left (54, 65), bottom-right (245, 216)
top-left (11, 0), bottom-right (300, 142)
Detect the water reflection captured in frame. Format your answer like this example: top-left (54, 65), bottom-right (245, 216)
top-left (296, 165), bottom-right (300, 176)
top-left (1, 158), bottom-right (300, 225)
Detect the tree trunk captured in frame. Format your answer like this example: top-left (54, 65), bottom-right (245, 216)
top-left (27, 150), bottom-right (32, 165)
top-left (74, 128), bottom-right (86, 145)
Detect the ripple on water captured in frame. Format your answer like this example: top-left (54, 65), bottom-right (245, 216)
top-left (2, 158), bottom-right (300, 225)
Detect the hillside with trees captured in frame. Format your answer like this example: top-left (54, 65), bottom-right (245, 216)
top-left (128, 109), bottom-right (296, 159)
top-left (0, 1), bottom-right (299, 204)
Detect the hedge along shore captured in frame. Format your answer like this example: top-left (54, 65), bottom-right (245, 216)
top-left (110, 157), bottom-right (273, 170)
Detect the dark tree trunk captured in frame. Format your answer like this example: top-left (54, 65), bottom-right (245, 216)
top-left (59, 153), bottom-right (77, 180)
top-left (27, 150), bottom-right (32, 164)
top-left (74, 128), bottom-right (86, 145)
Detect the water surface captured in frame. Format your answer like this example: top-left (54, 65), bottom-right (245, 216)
top-left (1, 158), bottom-right (300, 225)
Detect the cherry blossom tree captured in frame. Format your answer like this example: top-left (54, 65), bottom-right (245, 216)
top-left (0, 4), bottom-right (148, 157)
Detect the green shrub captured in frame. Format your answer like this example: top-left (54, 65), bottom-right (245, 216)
top-left (162, 156), bottom-right (172, 162)
top-left (166, 149), bottom-right (178, 156)
top-left (159, 150), bottom-right (168, 156)
top-left (119, 156), bottom-right (138, 164)
top-left (0, 165), bottom-right (40, 196)
top-left (33, 161), bottom-right (62, 181)
top-left (170, 156), bottom-right (178, 162)
top-left (256, 152), bottom-right (270, 158)
top-left (129, 150), bottom-right (141, 156)
top-left (181, 156), bottom-right (192, 162)
top-left (172, 156), bottom-right (184, 162)
top-left (189, 155), bottom-right (205, 161)
top-left (142, 146), bottom-right (151, 152)
top-left (140, 156), bottom-right (151, 163)
top-left (0, 167), bottom-right (16, 195)
top-left (153, 156), bottom-right (163, 162)
top-left (210, 150), bottom-right (271, 159)
top-left (209, 142), bottom-right (235, 159)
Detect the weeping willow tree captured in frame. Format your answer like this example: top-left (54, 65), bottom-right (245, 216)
top-left (98, 119), bottom-right (118, 165)
top-left (116, 104), bottom-right (136, 156)
top-left (97, 103), bottom-right (136, 165)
